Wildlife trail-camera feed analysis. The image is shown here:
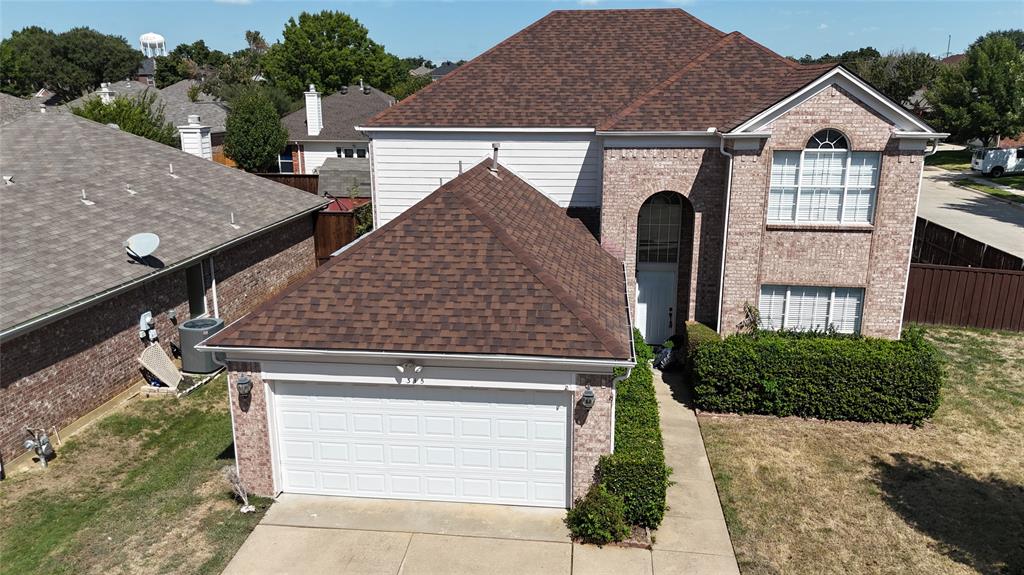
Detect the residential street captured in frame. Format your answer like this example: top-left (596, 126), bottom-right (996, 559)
top-left (918, 167), bottom-right (1024, 260)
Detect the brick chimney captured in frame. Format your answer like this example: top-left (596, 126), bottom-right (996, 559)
top-left (178, 115), bottom-right (212, 160)
top-left (304, 84), bottom-right (323, 137)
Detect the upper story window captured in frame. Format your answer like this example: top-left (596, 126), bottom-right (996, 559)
top-left (768, 129), bottom-right (880, 225)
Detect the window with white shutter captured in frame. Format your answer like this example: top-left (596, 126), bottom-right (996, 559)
top-left (766, 130), bottom-right (880, 225)
top-left (758, 285), bottom-right (865, 334)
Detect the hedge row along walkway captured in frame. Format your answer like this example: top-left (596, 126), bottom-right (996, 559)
top-left (652, 368), bottom-right (740, 574)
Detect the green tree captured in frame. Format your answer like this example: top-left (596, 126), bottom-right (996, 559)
top-left (154, 40), bottom-right (230, 88)
top-left (389, 73), bottom-right (432, 101)
top-left (262, 10), bottom-right (406, 98)
top-left (797, 47), bottom-right (881, 66)
top-left (928, 35), bottom-right (1024, 146)
top-left (0, 26), bottom-right (140, 101)
top-left (974, 29), bottom-right (1024, 52)
top-left (223, 86), bottom-right (288, 172)
top-left (854, 51), bottom-right (939, 106)
top-left (70, 91), bottom-right (177, 146)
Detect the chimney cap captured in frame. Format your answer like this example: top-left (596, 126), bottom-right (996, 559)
top-left (307, 84), bottom-right (317, 92)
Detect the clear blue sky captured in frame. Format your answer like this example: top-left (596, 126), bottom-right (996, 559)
top-left (1, 1), bottom-right (1020, 63)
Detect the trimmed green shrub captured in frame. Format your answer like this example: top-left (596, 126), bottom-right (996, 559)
top-left (565, 483), bottom-right (630, 545)
top-left (693, 327), bottom-right (943, 425)
top-left (682, 321), bottom-right (720, 370)
top-left (596, 329), bottom-right (671, 528)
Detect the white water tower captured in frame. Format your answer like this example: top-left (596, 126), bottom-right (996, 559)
top-left (139, 33), bottom-right (166, 57)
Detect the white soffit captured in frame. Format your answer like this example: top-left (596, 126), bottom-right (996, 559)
top-left (732, 67), bottom-right (936, 135)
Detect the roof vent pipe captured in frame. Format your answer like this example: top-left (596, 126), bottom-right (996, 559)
top-left (490, 143), bottom-right (500, 173)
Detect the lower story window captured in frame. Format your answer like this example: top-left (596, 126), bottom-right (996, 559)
top-left (759, 284), bottom-right (864, 334)
top-left (278, 145), bottom-right (295, 173)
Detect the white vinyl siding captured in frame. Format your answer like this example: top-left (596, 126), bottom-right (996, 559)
top-left (299, 142), bottom-right (366, 174)
top-left (768, 151), bottom-right (880, 225)
top-left (368, 133), bottom-right (602, 226)
top-left (759, 285), bottom-right (864, 334)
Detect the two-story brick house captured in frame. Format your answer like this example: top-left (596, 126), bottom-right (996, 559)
top-left (360, 9), bottom-right (946, 343)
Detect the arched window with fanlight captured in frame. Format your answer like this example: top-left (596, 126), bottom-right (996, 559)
top-left (767, 129), bottom-right (880, 224)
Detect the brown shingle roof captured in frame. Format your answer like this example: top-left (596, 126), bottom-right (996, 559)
top-left (364, 9), bottom-right (726, 128)
top-left (208, 160), bottom-right (632, 360)
top-left (600, 34), bottom-right (836, 132)
top-left (363, 9), bottom-right (834, 131)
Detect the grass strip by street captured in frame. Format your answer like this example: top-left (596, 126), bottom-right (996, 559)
top-left (924, 149), bottom-right (971, 171)
top-left (955, 179), bottom-right (1024, 205)
top-left (699, 326), bottom-right (1024, 575)
top-left (0, 376), bottom-right (269, 575)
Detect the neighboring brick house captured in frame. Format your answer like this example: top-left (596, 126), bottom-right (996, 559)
top-left (360, 8), bottom-right (947, 344)
top-left (276, 83), bottom-right (394, 175)
top-left (201, 161), bottom-right (633, 507)
top-left (0, 110), bottom-right (326, 467)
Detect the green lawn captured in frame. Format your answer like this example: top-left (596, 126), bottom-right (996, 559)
top-left (699, 326), bottom-right (1024, 575)
top-left (0, 377), bottom-right (268, 575)
top-left (956, 179), bottom-right (1024, 204)
top-left (925, 149), bottom-right (971, 171)
top-left (993, 174), bottom-right (1024, 190)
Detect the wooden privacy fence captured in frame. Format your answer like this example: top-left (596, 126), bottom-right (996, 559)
top-left (255, 173), bottom-right (319, 195)
top-left (903, 264), bottom-right (1024, 331)
top-left (912, 217), bottom-right (1023, 270)
top-left (314, 212), bottom-right (356, 265)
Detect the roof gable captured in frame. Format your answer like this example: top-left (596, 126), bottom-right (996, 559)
top-left (208, 161), bottom-right (632, 360)
top-left (283, 85), bottom-right (394, 142)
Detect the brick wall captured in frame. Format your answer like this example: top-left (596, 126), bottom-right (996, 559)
top-left (227, 362), bottom-right (275, 496)
top-left (601, 148), bottom-right (727, 328)
top-left (0, 216), bottom-right (316, 464)
top-left (721, 84), bottom-right (922, 338)
top-left (571, 373), bottom-right (615, 504)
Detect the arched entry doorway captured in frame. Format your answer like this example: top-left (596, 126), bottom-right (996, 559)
top-left (635, 191), bottom-right (694, 345)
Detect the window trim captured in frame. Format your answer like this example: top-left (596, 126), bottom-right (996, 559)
top-left (768, 148), bottom-right (880, 226)
top-left (759, 284), bottom-right (864, 334)
top-left (278, 145), bottom-right (295, 174)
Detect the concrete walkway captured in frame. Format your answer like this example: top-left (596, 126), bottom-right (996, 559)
top-left (222, 370), bottom-right (739, 574)
top-left (652, 368), bottom-right (741, 575)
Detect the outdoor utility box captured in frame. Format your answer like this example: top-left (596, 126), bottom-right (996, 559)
top-left (178, 318), bottom-right (224, 374)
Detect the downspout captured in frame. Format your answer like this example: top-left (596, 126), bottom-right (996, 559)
top-left (716, 133), bottom-right (733, 333)
top-left (209, 258), bottom-right (220, 318)
top-left (609, 262), bottom-right (637, 453)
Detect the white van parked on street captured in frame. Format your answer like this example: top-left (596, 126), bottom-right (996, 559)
top-left (971, 147), bottom-right (1024, 177)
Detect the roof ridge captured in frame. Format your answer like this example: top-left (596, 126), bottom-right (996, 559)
top-left (598, 32), bottom-right (739, 131)
top-left (454, 166), bottom-right (630, 359)
top-left (364, 10), bottom-right (555, 127)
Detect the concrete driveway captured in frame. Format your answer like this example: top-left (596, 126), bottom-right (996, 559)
top-left (223, 371), bottom-right (738, 575)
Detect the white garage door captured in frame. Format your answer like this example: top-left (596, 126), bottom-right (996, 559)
top-left (271, 381), bottom-right (571, 508)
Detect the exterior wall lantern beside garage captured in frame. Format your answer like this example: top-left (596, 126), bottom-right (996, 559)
top-left (235, 375), bottom-right (253, 400)
top-left (580, 385), bottom-right (596, 410)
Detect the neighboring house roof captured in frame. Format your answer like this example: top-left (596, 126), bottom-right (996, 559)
top-left (364, 9), bottom-right (844, 132)
top-left (0, 112), bottom-right (327, 336)
top-left (317, 157), bottom-right (372, 197)
top-left (941, 54), bottom-right (965, 66)
top-left (428, 62), bottom-right (459, 80)
top-left (282, 85), bottom-right (394, 142)
top-left (999, 135), bottom-right (1024, 148)
top-left (409, 64), bottom-right (433, 77)
top-left (65, 79), bottom-right (229, 134)
top-left (208, 160), bottom-right (632, 361)
top-left (0, 92), bottom-right (39, 125)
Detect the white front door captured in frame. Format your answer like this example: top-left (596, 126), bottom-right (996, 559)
top-left (271, 381), bottom-right (570, 508)
top-left (636, 263), bottom-right (677, 345)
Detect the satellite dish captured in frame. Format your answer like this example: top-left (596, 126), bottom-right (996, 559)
top-left (126, 233), bottom-right (160, 259)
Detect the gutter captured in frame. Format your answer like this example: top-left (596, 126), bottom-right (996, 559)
top-left (609, 262), bottom-right (637, 453)
top-left (356, 126), bottom-right (596, 134)
top-left (0, 203), bottom-right (326, 343)
top-left (195, 343), bottom-right (636, 371)
top-left (595, 130), bottom-right (722, 137)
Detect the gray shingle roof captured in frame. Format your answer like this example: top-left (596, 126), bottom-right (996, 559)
top-left (282, 85), bottom-right (394, 142)
top-left (65, 80), bottom-right (229, 134)
top-left (0, 92), bottom-right (39, 126)
top-left (317, 157), bottom-right (371, 198)
top-left (0, 112), bottom-right (326, 335)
